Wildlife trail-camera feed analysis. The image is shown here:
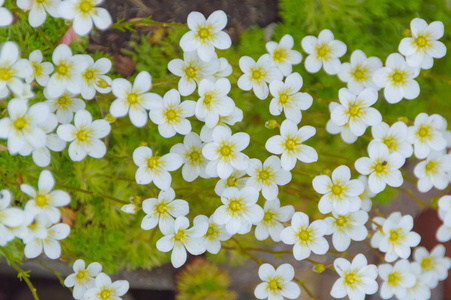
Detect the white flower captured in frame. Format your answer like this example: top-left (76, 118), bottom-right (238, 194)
top-left (330, 254), bottom-right (378, 300)
top-left (438, 195), bottom-right (451, 227)
top-left (132, 146), bottom-right (183, 189)
top-left (377, 213), bottom-right (421, 262)
top-left (266, 34), bottom-right (302, 76)
top-left (58, 0), bottom-right (112, 36)
top-left (401, 262), bottom-right (432, 300)
top-left (265, 119), bottom-right (318, 171)
top-left (0, 41), bottom-right (33, 96)
top-left (0, 99), bottom-right (49, 155)
top-left (64, 259), bottom-right (102, 299)
top-left (414, 151), bottom-right (451, 192)
top-left (379, 260), bottom-right (416, 299)
top-left (373, 53), bottom-right (420, 103)
top-left (355, 143), bottom-right (405, 193)
top-left (57, 109), bottom-right (111, 161)
top-left (237, 54), bottom-right (283, 100)
top-left (398, 18), bottom-right (446, 69)
top-left (149, 89), bottom-right (196, 138)
top-left (45, 90), bottom-right (86, 124)
top-left (214, 169), bottom-right (248, 196)
top-left (84, 273), bottom-right (129, 300)
top-left (156, 216), bottom-right (208, 268)
top-left (180, 10), bottom-right (231, 62)
top-left (255, 198), bottom-right (294, 242)
top-left (357, 175), bottom-right (376, 212)
top-left (26, 50), bottom-right (54, 86)
top-left (202, 125), bottom-right (250, 179)
top-left (199, 107), bottom-right (243, 142)
top-left (80, 56), bottom-right (112, 100)
top-left (0, 0), bottom-right (13, 27)
top-left (407, 113), bottom-right (447, 159)
top-left (212, 187), bottom-right (263, 235)
top-left (0, 190), bottom-right (25, 246)
top-left (21, 170), bottom-right (70, 223)
top-left (168, 51), bottom-right (219, 96)
top-left (254, 263), bottom-right (301, 300)
top-left (338, 50), bottom-right (383, 93)
top-left (324, 210), bottom-right (368, 252)
top-left (195, 78), bottom-right (235, 128)
top-left (280, 212), bottom-right (328, 260)
top-left (313, 165), bottom-right (364, 215)
top-left (170, 132), bottom-right (209, 182)
top-left (331, 88), bottom-right (382, 136)
top-left (110, 71), bottom-right (161, 128)
top-left (413, 244), bottom-right (451, 288)
top-left (17, 0), bottom-right (60, 27)
top-left (269, 72), bottom-right (313, 124)
top-left (369, 121), bottom-right (413, 158)
top-left (301, 29), bottom-right (347, 75)
top-left (193, 215), bottom-right (231, 254)
top-left (326, 102), bottom-right (358, 144)
top-left (246, 156), bottom-right (292, 201)
top-left (141, 188), bottom-right (189, 235)
top-left (45, 44), bottom-right (88, 98)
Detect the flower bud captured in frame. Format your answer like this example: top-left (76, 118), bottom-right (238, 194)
top-left (265, 120), bottom-right (279, 129)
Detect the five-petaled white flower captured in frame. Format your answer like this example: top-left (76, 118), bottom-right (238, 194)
top-left (369, 121), bottom-right (413, 159)
top-left (0, 41), bottom-right (33, 96)
top-left (413, 151), bottom-right (451, 192)
top-left (84, 273), bottom-right (129, 300)
top-left (324, 210), bottom-right (368, 252)
top-left (280, 212), bottom-right (329, 261)
top-left (413, 245), bottom-right (451, 288)
top-left (0, 189), bottom-right (25, 246)
top-left (326, 102), bottom-right (358, 144)
top-left (26, 50), bottom-right (54, 87)
top-left (17, 0), bottom-right (61, 28)
top-left (266, 34), bottom-right (303, 76)
top-left (407, 113), bottom-right (447, 159)
top-left (255, 198), bottom-right (294, 242)
top-left (266, 119), bottom-right (318, 171)
top-left (301, 29), bottom-right (347, 75)
top-left (45, 90), bottom-right (86, 124)
top-left (80, 56), bottom-right (112, 100)
top-left (254, 263), bottom-right (301, 300)
top-left (378, 260), bottom-right (416, 299)
top-left (64, 259), bottom-right (102, 300)
top-left (57, 109), bottom-right (111, 161)
top-left (193, 215), bottom-right (231, 254)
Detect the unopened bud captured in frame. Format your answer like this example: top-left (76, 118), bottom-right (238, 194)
top-left (265, 120), bottom-right (279, 129)
top-left (139, 141), bottom-right (148, 147)
top-left (105, 113), bottom-right (116, 123)
top-left (402, 29), bottom-right (411, 37)
top-left (313, 263), bottom-right (326, 273)
top-left (121, 203), bottom-right (138, 214)
top-left (96, 78), bottom-right (109, 89)
top-left (397, 116), bottom-right (409, 124)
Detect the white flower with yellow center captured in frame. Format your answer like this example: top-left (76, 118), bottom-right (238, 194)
top-left (338, 50), bottom-right (382, 93)
top-left (355, 143), bottom-right (405, 194)
top-left (280, 212), bottom-right (328, 261)
top-left (132, 146), bottom-right (183, 190)
top-left (369, 121), bottom-right (413, 158)
top-left (80, 55), bottom-right (112, 100)
top-left (156, 216), bottom-right (208, 268)
top-left (379, 260), bottom-right (416, 299)
top-left (0, 99), bottom-right (49, 155)
top-left (401, 262), bottom-right (433, 300)
top-left (212, 187), bottom-right (264, 235)
top-left (407, 113), bottom-right (447, 159)
top-left (214, 169), bottom-right (248, 196)
top-left (414, 151), bottom-right (451, 192)
top-left (202, 125), bottom-right (250, 179)
top-left (266, 34), bottom-right (303, 76)
top-left (313, 165), bottom-right (364, 215)
top-left (64, 259), bottom-right (102, 299)
top-left (324, 210), bottom-right (368, 252)
top-left (331, 88), bottom-right (382, 136)
top-left (58, 0), bottom-right (112, 36)
top-left (26, 50), bottom-right (54, 87)
top-left (199, 107), bottom-right (243, 142)
top-left (149, 89), bottom-right (196, 138)
top-left (193, 215), bottom-right (231, 254)
top-left (168, 51), bottom-right (220, 96)
top-left (330, 254), bottom-right (378, 300)
top-left (301, 29), bottom-right (347, 75)
top-left (438, 195), bottom-right (451, 227)
top-left (45, 44), bottom-right (88, 98)
top-left (326, 102), bottom-right (358, 144)
top-left (254, 263), bottom-right (301, 300)
top-left (84, 273), bottom-right (129, 300)
top-left (357, 175), bottom-right (376, 212)
top-left (195, 78), bottom-right (235, 128)
top-left (141, 188), bottom-right (189, 235)
top-left (170, 132), bottom-right (209, 182)
top-left (255, 198), bottom-right (294, 242)
top-left (45, 90), bottom-right (86, 124)
top-left (237, 54), bottom-right (283, 100)
top-left (266, 119), bottom-right (318, 171)
top-left (414, 245), bottom-right (451, 288)
top-left (399, 18), bottom-right (446, 69)
top-left (0, 189), bottom-right (25, 246)
top-left (0, 41), bottom-right (33, 96)
top-left (269, 72), bottom-right (313, 124)
top-left (57, 109), bottom-right (111, 161)
top-left (21, 170), bottom-right (71, 223)
top-left (180, 10), bottom-right (231, 62)
top-left (17, 0), bottom-right (61, 28)
top-left (373, 53), bottom-right (420, 104)
top-left (110, 71), bottom-right (161, 128)
top-left (378, 213), bottom-right (421, 262)
top-left (246, 156), bottom-right (292, 201)
top-left (0, 0), bottom-right (13, 27)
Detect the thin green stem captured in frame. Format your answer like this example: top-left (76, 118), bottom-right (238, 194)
top-left (295, 278), bottom-right (318, 300)
top-left (111, 17), bottom-right (187, 31)
top-left (398, 187), bottom-right (436, 209)
top-left (35, 260), bottom-right (68, 290)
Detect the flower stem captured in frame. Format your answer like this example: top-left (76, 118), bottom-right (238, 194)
top-left (295, 278), bottom-right (318, 300)
top-left (398, 187), bottom-right (436, 209)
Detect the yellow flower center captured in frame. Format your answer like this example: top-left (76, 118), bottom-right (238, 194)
top-left (413, 34), bottom-right (430, 50)
top-left (382, 135), bottom-right (398, 152)
top-left (13, 117), bottom-right (29, 130)
top-left (32, 62), bottom-right (43, 77)
top-left (346, 101), bottom-right (363, 119)
top-left (146, 156), bottom-right (161, 170)
top-left (388, 228), bottom-right (404, 244)
top-left (278, 92), bottom-right (290, 105)
top-left (98, 287), bottom-right (114, 300)
top-left (183, 65), bottom-right (198, 81)
top-left (343, 271), bottom-right (361, 287)
top-left (420, 256), bottom-right (435, 272)
top-left (416, 124), bottom-right (432, 142)
top-left (250, 67), bottom-right (266, 83)
top-left (263, 210), bottom-right (274, 222)
top-left (217, 142), bottom-right (235, 161)
top-left (424, 160), bottom-right (438, 174)
top-left (76, 129), bottom-right (89, 142)
top-left (78, 0), bottom-right (95, 14)
top-left (257, 167), bottom-right (274, 183)
top-left (126, 92), bottom-right (140, 106)
top-left (0, 67), bottom-right (14, 81)
top-left (334, 215), bottom-right (349, 228)
top-left (272, 48), bottom-right (287, 63)
top-left (389, 69), bottom-right (407, 87)
top-left (75, 269), bottom-right (88, 283)
top-left (203, 92), bottom-right (214, 106)
top-left (351, 65), bottom-right (368, 82)
top-left (373, 160), bottom-right (388, 175)
top-left (189, 150), bottom-right (201, 162)
top-left (315, 43), bottom-right (331, 60)
top-left (174, 229), bottom-right (187, 243)
top-left (283, 137), bottom-right (299, 151)
top-left (297, 227), bottom-right (313, 243)
top-left (196, 25), bottom-right (214, 42)
top-left (55, 62), bottom-right (72, 78)
top-left (226, 176), bottom-right (237, 187)
top-left (229, 199), bottom-right (242, 212)
top-left (206, 224), bottom-right (220, 239)
top-left (35, 193), bottom-right (49, 207)
top-left (164, 107), bottom-right (180, 124)
top-left (57, 93), bottom-right (72, 109)
top-left (387, 271), bottom-right (401, 287)
top-left (331, 184), bottom-right (343, 196)
top-left (267, 277), bottom-right (282, 293)
top-left (83, 68), bottom-right (97, 84)
top-left (155, 201), bottom-right (169, 214)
